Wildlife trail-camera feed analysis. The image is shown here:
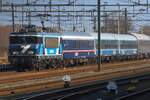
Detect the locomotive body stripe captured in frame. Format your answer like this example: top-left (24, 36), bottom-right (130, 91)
top-left (63, 50), bottom-right (95, 53)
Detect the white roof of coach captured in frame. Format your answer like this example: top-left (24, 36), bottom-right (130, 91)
top-left (90, 33), bottom-right (136, 41)
top-left (90, 33), bottom-right (116, 40)
top-left (62, 32), bottom-right (94, 40)
top-left (114, 34), bottom-right (137, 41)
top-left (131, 33), bottom-right (150, 41)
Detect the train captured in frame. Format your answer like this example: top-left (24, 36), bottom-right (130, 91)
top-left (8, 31), bottom-right (150, 70)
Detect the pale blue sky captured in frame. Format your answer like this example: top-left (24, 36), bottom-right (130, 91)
top-left (0, 0), bottom-right (150, 32)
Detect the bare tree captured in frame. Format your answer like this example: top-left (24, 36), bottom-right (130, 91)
top-left (101, 15), bottom-right (133, 33)
top-left (139, 26), bottom-right (150, 35)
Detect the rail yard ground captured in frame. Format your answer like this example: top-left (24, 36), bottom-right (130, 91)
top-left (0, 59), bottom-right (150, 99)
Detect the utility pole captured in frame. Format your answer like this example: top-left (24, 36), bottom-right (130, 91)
top-left (73, 0), bottom-right (76, 32)
top-left (28, 11), bottom-right (31, 26)
top-left (138, 0), bottom-right (140, 4)
top-left (58, 6), bottom-right (61, 31)
top-left (22, 6), bottom-right (24, 27)
top-left (97, 0), bottom-right (101, 71)
top-left (117, 3), bottom-right (120, 55)
top-left (125, 8), bottom-right (128, 33)
top-left (49, 0), bottom-right (52, 11)
top-left (11, 3), bottom-right (15, 32)
top-left (146, 0), bottom-right (149, 13)
top-left (117, 3), bottom-right (120, 34)
top-left (27, 0), bottom-right (29, 5)
top-left (0, 0), bottom-right (2, 12)
top-left (83, 0), bottom-right (86, 32)
top-left (103, 2), bottom-right (108, 32)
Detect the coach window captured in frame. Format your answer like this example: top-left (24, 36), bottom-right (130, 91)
top-left (102, 40), bottom-right (106, 49)
top-left (83, 40), bottom-right (87, 48)
top-left (107, 40), bottom-right (109, 48)
top-left (111, 40), bottom-right (115, 48)
top-left (45, 38), bottom-right (58, 48)
top-left (63, 40), bottom-right (69, 50)
top-left (76, 40), bottom-right (80, 49)
top-left (109, 41), bottom-right (111, 48)
top-left (96, 40), bottom-right (98, 49)
top-left (101, 40), bottom-right (104, 49)
top-left (88, 40), bottom-right (94, 49)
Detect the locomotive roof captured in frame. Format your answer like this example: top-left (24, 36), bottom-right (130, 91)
top-left (62, 32), bottom-right (91, 36)
top-left (10, 32), bottom-right (61, 37)
top-left (131, 33), bottom-right (150, 41)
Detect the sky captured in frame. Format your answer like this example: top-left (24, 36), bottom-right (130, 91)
top-left (0, 0), bottom-right (150, 32)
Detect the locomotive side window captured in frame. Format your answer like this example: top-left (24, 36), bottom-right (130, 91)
top-left (45, 38), bottom-right (58, 48)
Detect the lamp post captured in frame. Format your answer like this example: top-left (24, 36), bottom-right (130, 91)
top-left (97, 0), bottom-right (101, 71)
top-left (0, 0), bottom-right (2, 12)
top-left (11, 3), bottom-right (15, 32)
top-left (117, 3), bottom-right (120, 55)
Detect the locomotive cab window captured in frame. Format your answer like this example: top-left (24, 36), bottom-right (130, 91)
top-left (45, 38), bottom-right (58, 48)
top-left (10, 36), bottom-right (42, 44)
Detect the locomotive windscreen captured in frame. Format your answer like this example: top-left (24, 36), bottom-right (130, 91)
top-left (10, 36), bottom-right (42, 44)
top-left (45, 38), bottom-right (58, 48)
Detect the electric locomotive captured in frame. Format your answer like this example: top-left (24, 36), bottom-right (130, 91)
top-left (9, 32), bottom-right (62, 70)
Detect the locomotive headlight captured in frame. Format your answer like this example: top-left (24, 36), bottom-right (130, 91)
top-left (13, 51), bottom-right (19, 55)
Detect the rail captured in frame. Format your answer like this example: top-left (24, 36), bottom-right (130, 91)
top-left (0, 60), bottom-right (150, 97)
top-left (116, 88), bottom-right (150, 100)
top-left (18, 72), bottom-right (150, 100)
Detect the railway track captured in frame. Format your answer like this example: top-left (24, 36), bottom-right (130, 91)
top-left (0, 60), bottom-right (150, 97)
top-left (0, 59), bottom-right (149, 84)
top-left (16, 72), bottom-right (150, 100)
top-left (116, 88), bottom-right (150, 100)
top-left (0, 59), bottom-right (148, 75)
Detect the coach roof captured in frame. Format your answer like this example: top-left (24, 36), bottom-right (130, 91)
top-left (114, 34), bottom-right (137, 41)
top-left (131, 33), bottom-right (150, 41)
top-left (62, 32), bottom-right (94, 40)
top-left (90, 33), bottom-right (116, 40)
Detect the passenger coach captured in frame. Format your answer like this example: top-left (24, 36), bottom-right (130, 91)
top-left (61, 32), bottom-right (96, 66)
top-left (90, 33), bottom-right (137, 62)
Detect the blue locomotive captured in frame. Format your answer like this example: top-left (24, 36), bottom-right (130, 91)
top-left (9, 32), bottom-right (62, 70)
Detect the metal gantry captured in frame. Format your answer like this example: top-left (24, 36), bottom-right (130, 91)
top-left (1, 0), bottom-right (150, 32)
top-left (1, 0), bottom-right (150, 70)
